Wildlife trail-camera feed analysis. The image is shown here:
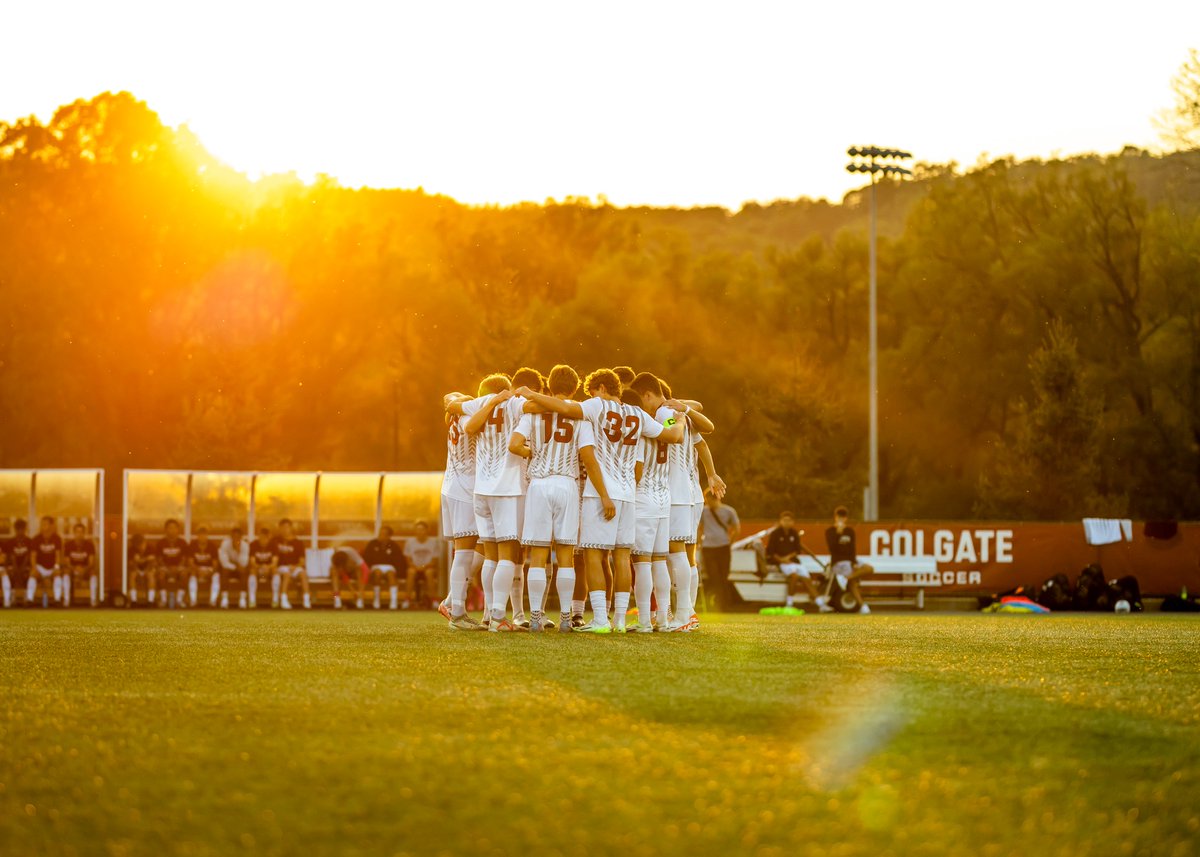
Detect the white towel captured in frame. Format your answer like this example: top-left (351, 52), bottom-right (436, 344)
top-left (1082, 518), bottom-right (1132, 546)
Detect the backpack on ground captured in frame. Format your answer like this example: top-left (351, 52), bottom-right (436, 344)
top-left (1038, 573), bottom-right (1075, 610)
top-left (1074, 564), bottom-right (1111, 611)
top-left (1107, 575), bottom-right (1143, 612)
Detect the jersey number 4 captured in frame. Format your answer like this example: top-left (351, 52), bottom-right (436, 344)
top-left (487, 408), bottom-right (505, 432)
top-left (539, 413), bottom-right (575, 443)
top-left (603, 411), bottom-right (639, 446)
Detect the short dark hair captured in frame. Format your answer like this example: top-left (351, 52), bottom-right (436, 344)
top-left (231, 526), bottom-right (244, 536)
top-left (380, 525), bottom-right (394, 537)
top-left (259, 526), bottom-right (271, 535)
top-left (73, 522), bottom-right (85, 532)
top-left (659, 379), bottom-right (674, 399)
top-left (512, 367), bottom-right (542, 391)
top-left (613, 366), bottom-right (636, 386)
top-left (780, 510), bottom-right (795, 520)
top-left (629, 372), bottom-right (663, 399)
top-left (14, 518), bottom-right (27, 531)
top-left (41, 515), bottom-right (55, 526)
top-left (547, 364), bottom-right (580, 397)
top-left (584, 368), bottom-right (621, 397)
top-left (834, 506), bottom-right (849, 518)
top-left (165, 518), bottom-right (180, 529)
top-left (620, 389), bottom-right (642, 408)
top-left (414, 520), bottom-right (428, 530)
top-left (279, 518), bottom-right (292, 527)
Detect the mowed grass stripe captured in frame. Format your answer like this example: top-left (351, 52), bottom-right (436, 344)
top-left (1, 612), bottom-right (1198, 857)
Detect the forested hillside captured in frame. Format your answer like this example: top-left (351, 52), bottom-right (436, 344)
top-left (2, 92), bottom-right (1198, 519)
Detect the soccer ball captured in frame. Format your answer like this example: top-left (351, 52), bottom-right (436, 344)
top-left (1114, 599), bottom-right (1131, 614)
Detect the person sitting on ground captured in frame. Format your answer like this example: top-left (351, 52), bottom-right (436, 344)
top-left (826, 505), bottom-right (873, 615)
top-left (765, 510), bottom-right (830, 612)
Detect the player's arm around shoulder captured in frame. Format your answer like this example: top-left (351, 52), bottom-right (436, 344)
top-left (463, 389), bottom-right (512, 434)
top-left (519, 387), bottom-right (583, 419)
top-left (508, 430), bottom-right (532, 459)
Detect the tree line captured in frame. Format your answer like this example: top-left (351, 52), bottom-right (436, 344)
top-left (1, 79), bottom-right (1198, 520)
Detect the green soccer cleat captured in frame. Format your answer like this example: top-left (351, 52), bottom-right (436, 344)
top-left (575, 619), bottom-right (612, 634)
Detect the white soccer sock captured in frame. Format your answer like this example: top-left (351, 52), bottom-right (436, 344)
top-left (303, 592), bottom-right (311, 608)
top-left (556, 568), bottom-right (576, 616)
top-left (571, 599), bottom-right (585, 617)
top-left (613, 592), bottom-right (630, 626)
top-left (511, 566), bottom-right (525, 618)
top-left (491, 560), bottom-right (516, 620)
top-left (669, 553), bottom-right (691, 621)
top-left (247, 576), bottom-right (257, 604)
top-left (187, 576), bottom-right (198, 606)
top-left (210, 574), bottom-right (221, 606)
top-left (653, 560), bottom-right (672, 626)
top-left (220, 592), bottom-right (229, 608)
top-left (633, 561), bottom-right (653, 626)
top-left (481, 559), bottom-right (497, 615)
top-left (588, 590), bottom-right (609, 625)
top-left (690, 565), bottom-right (699, 615)
top-left (390, 585), bottom-right (398, 608)
top-left (271, 574), bottom-right (281, 600)
top-left (89, 576), bottom-right (99, 606)
top-left (2, 574), bottom-right (11, 606)
top-left (527, 567), bottom-right (547, 614)
top-left (334, 594), bottom-right (343, 608)
top-left (149, 588), bottom-right (156, 604)
top-left (373, 585), bottom-right (381, 608)
top-left (448, 551), bottom-right (471, 616)
top-left (27, 577), bottom-right (37, 602)
top-left (469, 551), bottom-right (485, 596)
top-left (52, 575), bottom-right (63, 602)
top-left (130, 588), bottom-right (139, 604)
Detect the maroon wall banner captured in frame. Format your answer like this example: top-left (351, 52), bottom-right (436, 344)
top-left (736, 520), bottom-right (1200, 595)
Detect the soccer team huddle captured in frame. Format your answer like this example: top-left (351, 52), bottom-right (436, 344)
top-left (438, 364), bottom-right (725, 633)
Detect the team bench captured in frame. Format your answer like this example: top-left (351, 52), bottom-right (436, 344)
top-left (726, 542), bottom-right (940, 609)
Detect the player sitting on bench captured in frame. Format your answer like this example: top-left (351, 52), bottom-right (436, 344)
top-left (766, 510), bottom-right (831, 612)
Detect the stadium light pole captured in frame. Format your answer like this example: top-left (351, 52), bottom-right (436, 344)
top-left (846, 146), bottom-right (912, 522)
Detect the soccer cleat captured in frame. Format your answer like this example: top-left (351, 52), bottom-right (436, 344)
top-left (559, 614), bottom-right (574, 633)
top-left (613, 623), bottom-right (627, 634)
top-left (576, 619), bottom-right (613, 635)
top-left (449, 615), bottom-right (487, 631)
top-left (438, 600), bottom-right (452, 621)
top-left (529, 611), bottom-right (545, 632)
top-left (512, 616), bottom-right (531, 631)
top-left (632, 621), bottom-right (654, 634)
top-left (570, 613), bottom-right (586, 630)
top-left (488, 617), bottom-right (516, 633)
top-left (280, 595), bottom-right (292, 610)
top-left (858, 604), bottom-right (871, 615)
top-left (356, 598), bottom-right (364, 609)
top-left (686, 613), bottom-right (700, 631)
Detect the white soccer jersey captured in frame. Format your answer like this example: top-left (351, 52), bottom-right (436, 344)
top-left (580, 397), bottom-right (665, 503)
top-left (636, 434), bottom-right (671, 517)
top-left (441, 403), bottom-right (482, 502)
top-left (691, 432), bottom-right (705, 503)
top-left (473, 395), bottom-right (526, 497)
top-left (517, 412), bottom-right (595, 480)
top-left (657, 404), bottom-right (703, 505)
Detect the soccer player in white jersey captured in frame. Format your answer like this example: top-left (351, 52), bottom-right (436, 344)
top-left (441, 374), bottom-right (511, 630)
top-left (625, 388), bottom-right (673, 632)
top-left (505, 366), bottom-right (545, 628)
top-left (509, 364), bottom-right (601, 632)
top-left (518, 368), bottom-right (684, 633)
top-left (630, 373), bottom-right (725, 631)
top-left (460, 377), bottom-right (539, 632)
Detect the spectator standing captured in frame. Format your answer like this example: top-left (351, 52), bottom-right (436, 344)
top-left (699, 494), bottom-right (740, 609)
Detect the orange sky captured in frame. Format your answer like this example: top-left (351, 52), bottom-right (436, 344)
top-left (6, 0), bottom-right (1198, 208)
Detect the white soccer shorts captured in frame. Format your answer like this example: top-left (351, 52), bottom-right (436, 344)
top-left (36, 565), bottom-right (56, 579)
top-left (371, 564), bottom-right (397, 574)
top-left (522, 476), bottom-right (580, 547)
top-left (669, 505), bottom-right (696, 544)
top-left (779, 562), bottom-right (809, 579)
top-left (473, 494), bottom-right (522, 543)
top-left (441, 496), bottom-right (478, 540)
top-left (278, 564), bottom-right (305, 579)
top-left (580, 497), bottom-right (635, 550)
top-left (633, 515), bottom-right (669, 557)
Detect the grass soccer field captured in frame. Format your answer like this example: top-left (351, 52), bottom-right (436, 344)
top-left (2, 612), bottom-right (1198, 857)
